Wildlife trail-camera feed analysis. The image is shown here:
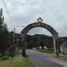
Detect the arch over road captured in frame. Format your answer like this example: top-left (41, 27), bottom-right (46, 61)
top-left (21, 17), bottom-right (59, 57)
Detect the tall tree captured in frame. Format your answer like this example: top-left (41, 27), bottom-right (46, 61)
top-left (0, 8), bottom-right (9, 56)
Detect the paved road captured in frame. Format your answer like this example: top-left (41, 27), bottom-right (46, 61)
top-left (26, 50), bottom-right (63, 67)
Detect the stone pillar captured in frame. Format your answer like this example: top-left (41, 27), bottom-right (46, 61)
top-left (62, 41), bottom-right (67, 55)
top-left (21, 34), bottom-right (27, 57)
top-left (53, 37), bottom-right (56, 56)
top-left (53, 36), bottom-right (59, 56)
top-left (56, 38), bottom-right (60, 56)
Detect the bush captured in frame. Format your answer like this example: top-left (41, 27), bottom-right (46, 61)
top-left (1, 56), bottom-right (9, 60)
top-left (8, 44), bottom-right (16, 57)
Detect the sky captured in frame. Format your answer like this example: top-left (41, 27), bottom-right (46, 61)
top-left (0, 0), bottom-right (67, 36)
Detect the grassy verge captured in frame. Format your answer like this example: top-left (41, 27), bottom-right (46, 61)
top-left (16, 57), bottom-right (36, 67)
top-left (62, 56), bottom-right (67, 60)
top-left (58, 55), bottom-right (67, 61)
top-left (38, 49), bottom-right (67, 61)
top-left (38, 49), bottom-right (54, 54)
top-left (0, 54), bottom-right (35, 67)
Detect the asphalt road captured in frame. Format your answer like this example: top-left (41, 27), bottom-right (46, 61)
top-left (26, 50), bottom-right (63, 67)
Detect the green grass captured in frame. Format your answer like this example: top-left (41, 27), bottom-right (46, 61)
top-left (62, 56), bottom-right (67, 60)
top-left (38, 49), bottom-right (67, 61)
top-left (38, 49), bottom-right (54, 54)
top-left (16, 58), bottom-right (35, 67)
top-left (0, 55), bottom-right (35, 67)
top-left (0, 49), bottom-right (36, 67)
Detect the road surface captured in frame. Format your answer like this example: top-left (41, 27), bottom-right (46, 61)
top-left (26, 50), bottom-right (63, 67)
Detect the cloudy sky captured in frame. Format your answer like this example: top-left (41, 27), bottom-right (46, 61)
top-left (0, 0), bottom-right (67, 36)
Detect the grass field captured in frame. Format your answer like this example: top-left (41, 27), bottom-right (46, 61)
top-left (38, 49), bottom-right (67, 61)
top-left (0, 49), bottom-right (36, 67)
top-left (38, 49), bottom-right (54, 54)
top-left (0, 55), bottom-right (35, 67)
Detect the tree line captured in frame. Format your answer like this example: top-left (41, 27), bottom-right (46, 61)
top-left (0, 9), bottom-right (15, 57)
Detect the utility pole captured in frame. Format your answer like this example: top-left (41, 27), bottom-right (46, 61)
top-left (12, 27), bottom-right (15, 45)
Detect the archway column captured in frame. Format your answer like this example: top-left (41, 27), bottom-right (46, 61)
top-left (21, 34), bottom-right (27, 57)
top-left (53, 33), bottom-right (59, 56)
top-left (56, 38), bottom-right (59, 56)
top-left (53, 37), bottom-right (56, 56)
top-left (53, 37), bottom-right (59, 56)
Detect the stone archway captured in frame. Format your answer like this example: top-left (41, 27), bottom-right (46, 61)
top-left (21, 17), bottom-right (59, 57)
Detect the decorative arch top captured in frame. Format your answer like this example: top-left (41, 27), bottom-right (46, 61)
top-left (21, 17), bottom-right (58, 38)
top-left (37, 17), bottom-right (43, 22)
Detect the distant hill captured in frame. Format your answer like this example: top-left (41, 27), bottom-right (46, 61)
top-left (26, 34), bottom-right (53, 48)
top-left (14, 33), bottom-right (67, 48)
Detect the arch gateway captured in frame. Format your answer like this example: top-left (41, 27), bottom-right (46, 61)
top-left (21, 17), bottom-right (60, 57)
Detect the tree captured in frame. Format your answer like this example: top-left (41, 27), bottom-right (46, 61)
top-left (0, 9), bottom-right (10, 56)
